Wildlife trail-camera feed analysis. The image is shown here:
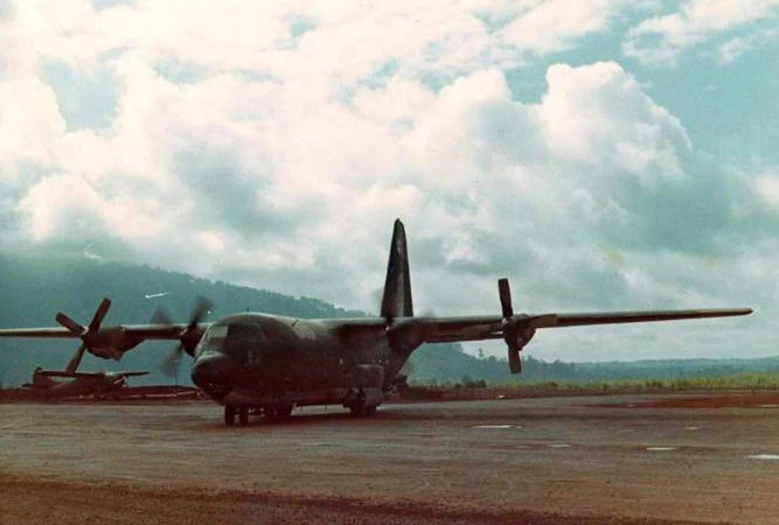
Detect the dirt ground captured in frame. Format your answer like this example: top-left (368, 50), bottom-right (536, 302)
top-left (2, 393), bottom-right (779, 524)
top-left (593, 392), bottom-right (779, 409)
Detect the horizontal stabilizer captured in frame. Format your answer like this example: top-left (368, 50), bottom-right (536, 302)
top-left (38, 370), bottom-right (149, 379)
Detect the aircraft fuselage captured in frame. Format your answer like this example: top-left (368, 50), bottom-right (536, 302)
top-left (26, 373), bottom-right (127, 398)
top-left (190, 313), bottom-right (411, 413)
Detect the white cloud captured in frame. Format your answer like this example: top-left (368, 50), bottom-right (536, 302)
top-left (497, 0), bottom-right (619, 54)
top-left (1, 0), bottom-right (632, 88)
top-left (0, 77), bottom-right (64, 179)
top-left (715, 27), bottom-right (779, 64)
top-left (756, 173), bottom-right (779, 209)
top-left (716, 36), bottom-right (751, 64)
top-left (1, 0), bottom-right (776, 362)
top-left (624, 0), bottom-right (779, 65)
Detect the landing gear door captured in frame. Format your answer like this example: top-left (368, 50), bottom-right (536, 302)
top-left (353, 364), bottom-right (383, 388)
top-left (349, 364), bottom-right (385, 408)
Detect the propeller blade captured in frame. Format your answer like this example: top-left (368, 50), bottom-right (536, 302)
top-left (189, 296), bottom-right (213, 328)
top-left (56, 313), bottom-right (85, 336)
top-left (160, 345), bottom-right (184, 378)
top-left (88, 298), bottom-right (112, 332)
top-left (508, 345), bottom-right (522, 374)
top-left (179, 296), bottom-right (212, 355)
top-left (498, 278), bottom-right (513, 319)
top-left (150, 306), bottom-right (174, 325)
top-left (65, 344), bottom-right (87, 374)
top-left (157, 296), bottom-right (213, 374)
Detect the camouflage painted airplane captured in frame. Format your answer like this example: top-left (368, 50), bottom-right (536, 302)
top-left (0, 220), bottom-right (752, 425)
top-left (21, 340), bottom-right (148, 399)
top-left (23, 367), bottom-right (149, 399)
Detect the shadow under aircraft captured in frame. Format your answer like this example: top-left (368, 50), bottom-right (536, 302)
top-left (0, 220), bottom-right (752, 425)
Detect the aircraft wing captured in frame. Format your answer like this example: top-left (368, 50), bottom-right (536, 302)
top-left (117, 371), bottom-right (150, 378)
top-left (0, 297), bottom-right (213, 362)
top-left (39, 371), bottom-right (99, 378)
top-left (409, 308), bottom-right (753, 344)
top-left (0, 324), bottom-right (194, 340)
top-left (0, 327), bottom-right (84, 339)
top-left (382, 305), bottom-right (752, 375)
top-left (0, 322), bottom-right (209, 361)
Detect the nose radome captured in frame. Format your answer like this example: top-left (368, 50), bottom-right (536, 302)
top-left (191, 352), bottom-right (238, 393)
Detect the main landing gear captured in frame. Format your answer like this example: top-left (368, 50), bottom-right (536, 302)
top-left (224, 406), bottom-right (248, 425)
top-left (224, 405), bottom-right (294, 426)
top-left (346, 391), bottom-right (378, 418)
top-left (224, 405), bottom-right (236, 426)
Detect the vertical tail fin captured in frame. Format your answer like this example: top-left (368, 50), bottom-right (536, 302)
top-left (380, 219), bottom-right (413, 320)
top-left (32, 367), bottom-right (54, 388)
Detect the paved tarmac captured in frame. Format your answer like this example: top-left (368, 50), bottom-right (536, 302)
top-left (2, 393), bottom-right (779, 524)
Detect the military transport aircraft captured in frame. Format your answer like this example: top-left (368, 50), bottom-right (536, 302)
top-left (0, 220), bottom-right (752, 425)
top-left (23, 367), bottom-right (149, 399)
top-left (21, 340), bottom-right (148, 399)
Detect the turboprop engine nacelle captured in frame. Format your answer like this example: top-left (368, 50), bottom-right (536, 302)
top-left (503, 317), bottom-right (536, 374)
top-left (497, 279), bottom-right (557, 375)
top-left (56, 299), bottom-right (145, 361)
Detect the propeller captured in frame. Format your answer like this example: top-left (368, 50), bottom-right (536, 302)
top-left (498, 279), bottom-right (522, 374)
top-left (498, 279), bottom-right (538, 375)
top-left (56, 298), bottom-right (117, 362)
top-left (155, 297), bottom-right (213, 378)
top-left (64, 344), bottom-right (87, 374)
top-left (498, 278), bottom-right (513, 319)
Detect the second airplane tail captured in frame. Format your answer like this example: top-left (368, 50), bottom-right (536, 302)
top-left (380, 219), bottom-right (413, 320)
top-left (31, 367), bottom-right (55, 388)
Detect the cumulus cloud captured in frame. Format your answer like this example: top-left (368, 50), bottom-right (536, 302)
top-left (0, 0), bottom-right (776, 361)
top-left (714, 27), bottom-right (779, 64)
top-left (756, 173), bottom-right (779, 209)
top-left (624, 0), bottom-right (779, 65)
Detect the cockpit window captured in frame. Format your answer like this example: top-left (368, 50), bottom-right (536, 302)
top-left (224, 323), bottom-right (266, 359)
top-left (198, 324), bottom-right (228, 355)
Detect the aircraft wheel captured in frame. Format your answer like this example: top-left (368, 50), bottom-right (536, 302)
top-left (348, 391), bottom-right (368, 417)
top-left (225, 406), bottom-right (236, 426)
top-left (349, 401), bottom-right (366, 417)
top-left (238, 406), bottom-right (249, 425)
top-left (364, 406), bottom-right (377, 417)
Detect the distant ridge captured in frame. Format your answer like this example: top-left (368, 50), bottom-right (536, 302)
top-left (0, 252), bottom-right (365, 386)
top-left (1, 253), bottom-right (776, 388)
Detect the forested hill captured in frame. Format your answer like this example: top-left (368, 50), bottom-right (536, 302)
top-left (407, 347), bottom-right (779, 385)
top-left (0, 252), bottom-right (468, 387)
top-left (1, 253), bottom-right (777, 388)
top-left (0, 252), bottom-right (366, 386)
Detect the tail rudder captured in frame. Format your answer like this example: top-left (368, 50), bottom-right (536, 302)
top-left (380, 219), bottom-right (413, 320)
top-left (32, 367), bottom-right (54, 389)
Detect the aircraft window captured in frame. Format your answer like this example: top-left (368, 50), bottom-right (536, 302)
top-left (224, 323), bottom-right (266, 360)
top-left (201, 325), bottom-right (228, 352)
top-left (291, 321), bottom-right (316, 340)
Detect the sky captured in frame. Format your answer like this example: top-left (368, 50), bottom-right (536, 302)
top-left (1, 0), bottom-right (778, 362)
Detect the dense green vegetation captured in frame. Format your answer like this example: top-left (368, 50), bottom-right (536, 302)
top-left (0, 252), bottom-right (364, 386)
top-left (1, 252), bottom-right (777, 390)
top-left (405, 348), bottom-right (779, 386)
top-left (409, 372), bottom-right (779, 394)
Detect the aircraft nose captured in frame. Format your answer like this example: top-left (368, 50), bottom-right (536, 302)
top-left (191, 352), bottom-right (238, 400)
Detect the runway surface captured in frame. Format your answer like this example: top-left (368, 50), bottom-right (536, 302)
top-left (2, 393), bottom-right (779, 524)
